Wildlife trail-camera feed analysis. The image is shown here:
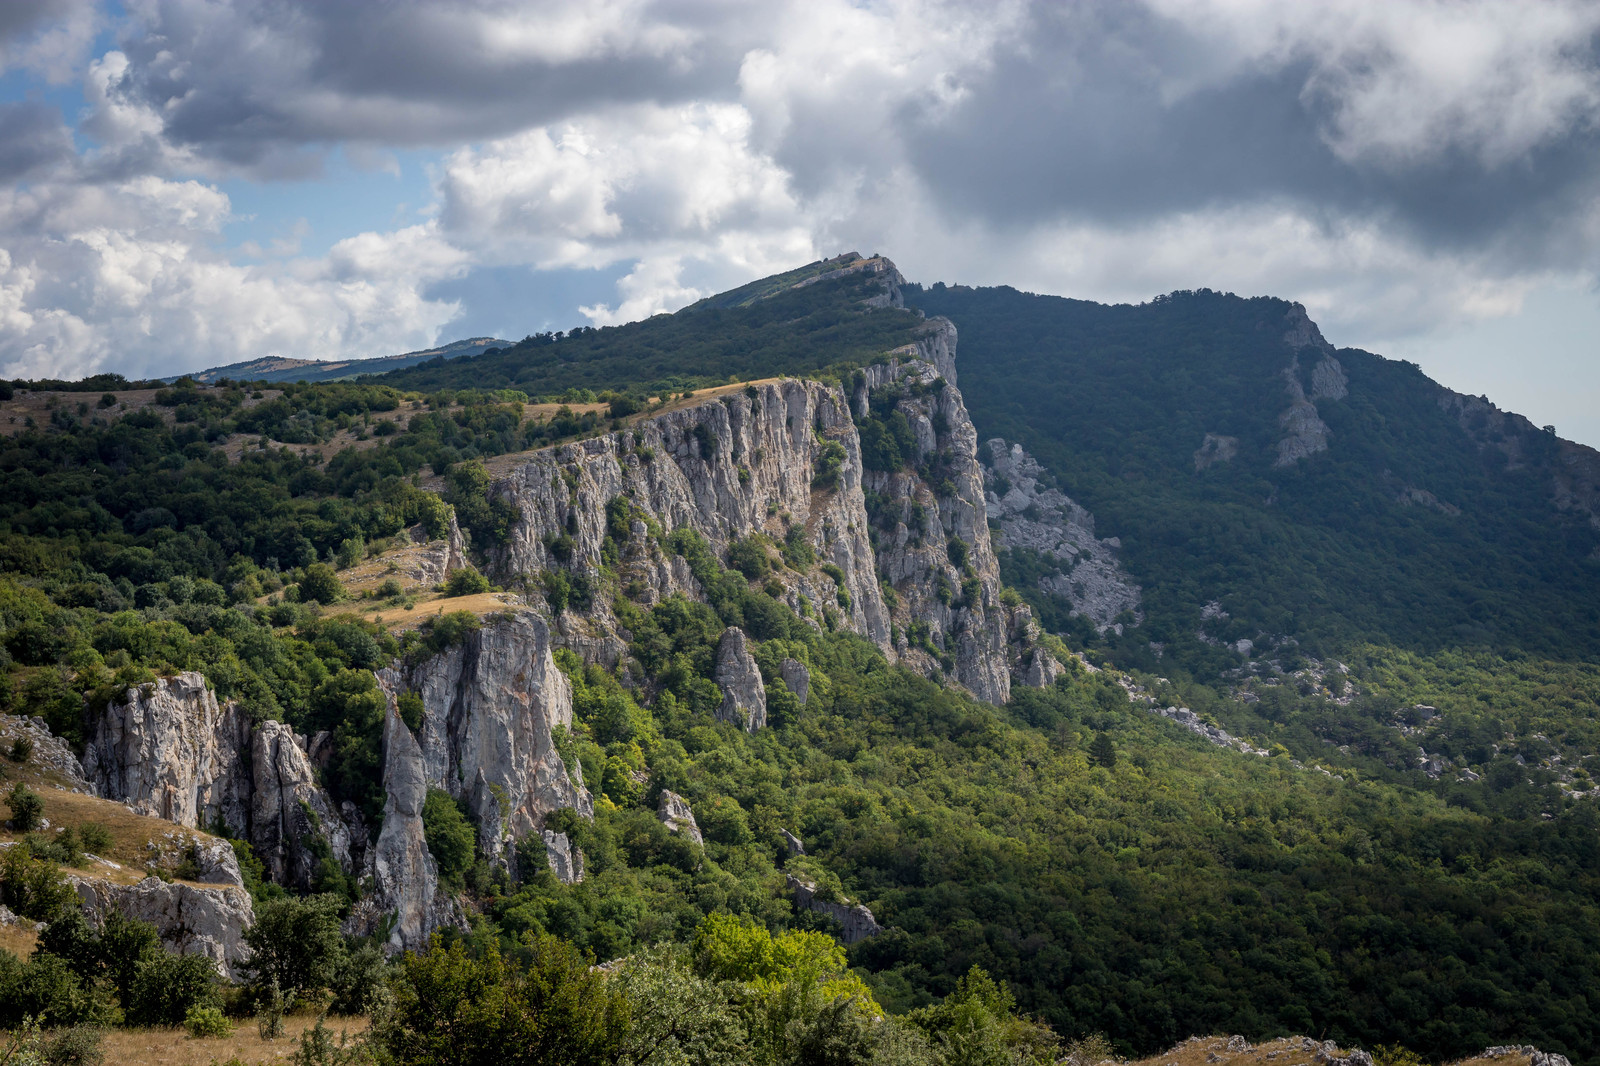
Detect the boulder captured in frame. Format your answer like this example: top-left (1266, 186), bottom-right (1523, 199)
top-left (657, 790), bottom-right (703, 845)
top-left (779, 659), bottom-right (810, 705)
top-left (781, 828), bottom-right (805, 856)
top-left (714, 628), bottom-right (766, 731)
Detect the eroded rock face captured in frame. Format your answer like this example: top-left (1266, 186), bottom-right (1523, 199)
top-left (657, 790), bottom-right (703, 845)
top-left (69, 874), bottom-right (253, 981)
top-left (250, 722), bottom-right (352, 892)
top-left (489, 377), bottom-right (892, 654)
top-left (83, 673), bottom-right (250, 831)
top-left (714, 628), bottom-right (766, 731)
top-left (861, 351), bottom-right (1022, 705)
top-left (542, 829), bottom-right (584, 884)
top-left (982, 438), bottom-right (1141, 632)
top-left (398, 609), bottom-right (593, 865)
top-left (360, 702), bottom-right (464, 954)
top-left (786, 874), bottom-right (882, 945)
top-left (0, 715), bottom-right (90, 789)
top-left (779, 659), bottom-right (810, 705)
top-left (1274, 305), bottom-right (1345, 469)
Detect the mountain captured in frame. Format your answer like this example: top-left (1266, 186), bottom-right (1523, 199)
top-left (173, 336), bottom-right (513, 385)
top-left (2, 255), bottom-right (1599, 1064)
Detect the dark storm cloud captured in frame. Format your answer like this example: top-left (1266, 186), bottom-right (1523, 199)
top-left (886, 4), bottom-right (1600, 268)
top-left (106, 0), bottom-right (747, 167)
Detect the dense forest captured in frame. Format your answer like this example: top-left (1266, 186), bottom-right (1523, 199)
top-left (0, 259), bottom-right (1597, 1064)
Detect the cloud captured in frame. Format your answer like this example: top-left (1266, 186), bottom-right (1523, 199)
top-left (0, 0), bottom-right (97, 83)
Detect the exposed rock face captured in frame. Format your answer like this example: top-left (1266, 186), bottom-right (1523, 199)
top-left (83, 673), bottom-right (250, 830)
top-left (657, 790), bottom-right (703, 845)
top-left (1020, 650), bottom-right (1062, 688)
top-left (488, 377), bottom-right (892, 654)
top-left (781, 828), bottom-right (805, 855)
top-left (714, 628), bottom-right (767, 731)
top-left (542, 829), bottom-right (584, 884)
top-left (1274, 305), bottom-right (1345, 468)
top-left (69, 874), bottom-right (253, 981)
top-left (1193, 433), bottom-right (1238, 471)
top-left (360, 701), bottom-right (463, 954)
top-left (860, 343), bottom-right (1023, 704)
top-left (192, 837), bottom-right (244, 886)
top-left (982, 438), bottom-right (1141, 631)
top-left (407, 509), bottom-right (470, 586)
top-left (786, 874), bottom-right (882, 944)
top-left (779, 659), bottom-right (810, 705)
top-left (0, 715), bottom-right (90, 789)
top-left (250, 721), bottom-right (352, 892)
top-left (396, 609), bottom-right (593, 867)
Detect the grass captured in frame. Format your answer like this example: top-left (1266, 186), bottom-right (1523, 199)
top-left (90, 1014), bottom-right (370, 1065)
top-left (1125, 1036), bottom-right (1533, 1066)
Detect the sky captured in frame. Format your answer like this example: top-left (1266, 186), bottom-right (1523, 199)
top-left (2, 1), bottom-right (1600, 446)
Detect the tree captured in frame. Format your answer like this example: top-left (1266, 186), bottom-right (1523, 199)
top-left (422, 789), bottom-right (475, 888)
top-left (6, 783), bottom-right (43, 832)
top-left (242, 895), bottom-right (348, 1002)
top-left (298, 563), bottom-right (344, 604)
top-left (1089, 732), bottom-right (1117, 769)
top-left (445, 568), bottom-right (491, 597)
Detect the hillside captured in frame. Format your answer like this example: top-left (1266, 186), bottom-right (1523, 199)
top-left (176, 336), bottom-right (512, 385)
top-left (0, 256), bottom-right (1596, 1063)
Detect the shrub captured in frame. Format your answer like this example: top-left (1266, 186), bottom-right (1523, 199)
top-left (422, 789), bottom-right (475, 888)
top-left (8, 736), bottom-right (33, 763)
top-left (77, 823), bottom-right (112, 855)
top-left (397, 691), bottom-right (425, 732)
top-left (445, 568), bottom-right (491, 597)
top-left (298, 564), bottom-right (344, 605)
top-left (7, 782), bottom-right (44, 831)
top-left (41, 1024), bottom-right (104, 1066)
top-left (242, 895), bottom-right (348, 1003)
top-left (126, 950), bottom-right (219, 1026)
top-left (185, 1004), bottom-right (233, 1038)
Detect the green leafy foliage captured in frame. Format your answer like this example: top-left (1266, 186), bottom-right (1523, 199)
top-left (422, 789), bottom-right (477, 889)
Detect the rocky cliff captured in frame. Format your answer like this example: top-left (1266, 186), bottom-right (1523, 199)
top-left (85, 674), bottom-right (358, 895)
top-left (69, 873), bottom-right (253, 981)
top-left (485, 315), bottom-right (1039, 705)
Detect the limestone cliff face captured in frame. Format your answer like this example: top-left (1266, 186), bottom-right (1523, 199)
top-left (355, 700), bottom-right (464, 954)
top-left (855, 334), bottom-right (1026, 704)
top-left (83, 672), bottom-right (251, 831)
top-left (487, 377), bottom-right (892, 653)
top-left (393, 609), bottom-right (593, 867)
top-left (982, 438), bottom-right (1141, 631)
top-left (85, 674), bottom-right (357, 895)
top-left (483, 314), bottom-right (1035, 706)
top-left (1272, 304), bottom-right (1346, 469)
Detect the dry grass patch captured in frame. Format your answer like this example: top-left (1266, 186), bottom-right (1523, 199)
top-left (1123, 1036), bottom-right (1535, 1066)
top-left (341, 592), bottom-right (516, 634)
top-left (95, 1015), bottom-right (370, 1065)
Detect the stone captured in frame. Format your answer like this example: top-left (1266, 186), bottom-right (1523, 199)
top-left (781, 828), bottom-right (805, 856)
top-left (394, 609), bottom-right (593, 869)
top-left (657, 790), bottom-right (703, 845)
top-left (1020, 650), bottom-right (1061, 688)
top-left (250, 721), bottom-right (352, 892)
top-left (786, 874), bottom-right (882, 944)
top-left (82, 673), bottom-right (251, 831)
top-left (714, 628), bottom-right (767, 731)
top-left (191, 837), bottom-right (244, 887)
top-left (357, 706), bottom-right (464, 954)
top-left (0, 715), bottom-right (91, 789)
top-left (542, 829), bottom-right (584, 884)
top-left (69, 874), bottom-right (253, 981)
top-left (779, 658), bottom-right (810, 705)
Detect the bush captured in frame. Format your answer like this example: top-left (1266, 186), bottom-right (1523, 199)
top-left (298, 564), bottom-right (344, 605)
top-left (422, 789), bottom-right (475, 888)
top-left (8, 735), bottom-right (33, 762)
top-left (7, 782), bottom-right (44, 831)
top-left (0, 846), bottom-right (77, 923)
top-left (242, 895), bottom-right (348, 1003)
top-left (185, 1004), bottom-right (233, 1038)
top-left (77, 823), bottom-right (112, 855)
top-left (126, 951), bottom-right (219, 1026)
top-left (445, 568), bottom-right (491, 597)
top-left (41, 1024), bottom-right (104, 1066)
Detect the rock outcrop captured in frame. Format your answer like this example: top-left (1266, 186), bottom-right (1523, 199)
top-left (0, 715), bottom-right (91, 789)
top-left (83, 673), bottom-right (251, 829)
top-left (981, 438), bottom-right (1141, 630)
top-left (542, 829), bottom-right (584, 884)
top-left (393, 609), bottom-right (592, 866)
top-left (786, 874), bottom-right (882, 945)
top-left (1273, 305), bottom-right (1346, 468)
top-left (85, 673), bottom-right (357, 895)
top-left (779, 659), bottom-right (810, 704)
top-left (657, 790), bottom-right (703, 845)
top-left (69, 874), bottom-right (253, 981)
top-left (713, 628), bottom-right (766, 731)
top-left (358, 703), bottom-right (464, 954)
top-left (249, 721), bottom-right (352, 892)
